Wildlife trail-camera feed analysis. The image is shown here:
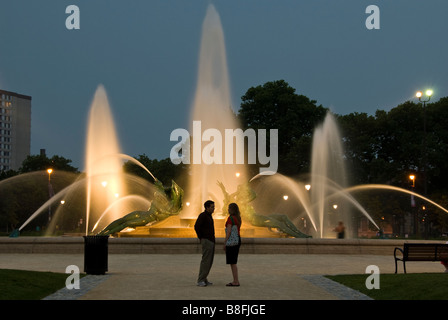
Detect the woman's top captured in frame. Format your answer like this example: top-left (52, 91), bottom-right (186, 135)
top-left (225, 215), bottom-right (241, 236)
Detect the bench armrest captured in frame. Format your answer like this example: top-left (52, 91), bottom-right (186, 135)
top-left (394, 247), bottom-right (404, 260)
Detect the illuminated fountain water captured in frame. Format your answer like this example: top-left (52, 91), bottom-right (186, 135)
top-left (182, 4), bottom-right (247, 217)
top-left (82, 86), bottom-right (158, 234)
top-left (15, 85), bottom-right (158, 236)
top-left (13, 5), bottom-right (246, 236)
top-left (176, 4), bottom-right (380, 237)
top-left (250, 112), bottom-right (448, 238)
top-left (84, 85), bottom-right (127, 234)
top-left (309, 112), bottom-right (372, 238)
top-left (9, 4), bottom-right (448, 239)
top-left (250, 113), bottom-right (381, 238)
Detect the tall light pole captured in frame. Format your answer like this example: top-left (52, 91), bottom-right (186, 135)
top-left (409, 174), bottom-right (417, 235)
top-left (416, 89), bottom-right (432, 196)
top-left (409, 174), bottom-right (415, 188)
top-left (47, 168), bottom-right (54, 222)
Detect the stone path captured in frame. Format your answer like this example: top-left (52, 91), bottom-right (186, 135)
top-left (0, 253), bottom-right (444, 300)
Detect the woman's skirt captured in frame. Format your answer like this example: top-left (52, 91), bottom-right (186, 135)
top-left (226, 244), bottom-right (240, 264)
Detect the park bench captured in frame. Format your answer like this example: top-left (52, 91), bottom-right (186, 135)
top-left (394, 243), bottom-right (448, 274)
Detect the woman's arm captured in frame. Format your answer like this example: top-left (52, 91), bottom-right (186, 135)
top-left (223, 224), bottom-right (231, 250)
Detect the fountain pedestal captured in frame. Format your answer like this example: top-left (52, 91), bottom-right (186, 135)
top-left (117, 216), bottom-right (288, 238)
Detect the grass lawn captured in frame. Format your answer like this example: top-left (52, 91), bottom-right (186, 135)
top-left (0, 269), bottom-right (73, 300)
top-left (2, 267), bottom-right (447, 301)
top-left (326, 273), bottom-right (448, 300)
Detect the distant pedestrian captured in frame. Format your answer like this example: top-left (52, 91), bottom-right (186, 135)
top-left (194, 200), bottom-right (215, 287)
top-left (334, 221), bottom-right (345, 239)
top-left (224, 203), bottom-right (242, 286)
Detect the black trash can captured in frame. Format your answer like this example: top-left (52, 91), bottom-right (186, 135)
top-left (83, 235), bottom-right (109, 275)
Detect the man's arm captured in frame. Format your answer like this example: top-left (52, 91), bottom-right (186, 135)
top-left (194, 213), bottom-right (203, 239)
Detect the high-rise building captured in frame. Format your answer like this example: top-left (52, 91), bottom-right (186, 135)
top-left (0, 89), bottom-right (31, 171)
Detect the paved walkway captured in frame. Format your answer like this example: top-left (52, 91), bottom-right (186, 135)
top-left (1, 253), bottom-right (445, 301)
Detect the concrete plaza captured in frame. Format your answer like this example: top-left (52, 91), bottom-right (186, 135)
top-left (0, 252), bottom-right (445, 300)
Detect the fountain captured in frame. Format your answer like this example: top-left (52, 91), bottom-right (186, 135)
top-left (183, 4), bottom-right (247, 217)
top-left (249, 112), bottom-right (448, 238)
top-left (311, 112), bottom-right (350, 238)
top-left (84, 85), bottom-right (128, 234)
top-left (8, 4), bottom-right (304, 238)
top-left (90, 5), bottom-right (373, 238)
top-left (7, 4), bottom-right (448, 241)
top-left (250, 113), bottom-right (380, 238)
top-left (13, 85), bottom-right (159, 236)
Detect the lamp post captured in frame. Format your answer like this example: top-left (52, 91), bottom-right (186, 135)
top-left (409, 174), bottom-right (418, 235)
top-left (415, 89), bottom-right (432, 196)
top-left (409, 174), bottom-right (415, 188)
top-left (47, 168), bottom-right (54, 222)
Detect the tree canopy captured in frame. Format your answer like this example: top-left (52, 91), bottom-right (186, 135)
top-left (239, 80), bottom-right (327, 175)
top-left (19, 154), bottom-right (79, 173)
top-left (2, 80), bottom-right (448, 237)
top-left (238, 80), bottom-right (448, 237)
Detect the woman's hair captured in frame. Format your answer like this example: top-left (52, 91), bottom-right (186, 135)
top-left (228, 203), bottom-right (242, 223)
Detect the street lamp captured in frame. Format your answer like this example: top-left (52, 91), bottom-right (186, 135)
top-left (409, 174), bottom-right (415, 187)
top-left (416, 90), bottom-right (433, 101)
top-left (47, 168), bottom-right (53, 180)
top-left (415, 89), bottom-right (432, 195)
top-left (415, 89), bottom-right (434, 102)
top-left (47, 169), bottom-right (54, 222)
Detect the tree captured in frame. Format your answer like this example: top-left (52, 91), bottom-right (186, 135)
top-left (20, 154), bottom-right (78, 173)
top-left (0, 188), bottom-right (19, 231)
top-left (0, 169), bottom-right (18, 181)
top-left (337, 98), bottom-right (448, 236)
top-left (337, 112), bottom-right (378, 184)
top-left (0, 154), bottom-right (79, 233)
top-left (238, 80), bottom-right (327, 175)
top-left (426, 97), bottom-right (448, 192)
top-left (338, 102), bottom-right (425, 187)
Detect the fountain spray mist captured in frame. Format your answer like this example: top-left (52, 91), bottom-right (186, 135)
top-left (184, 4), bottom-right (247, 216)
top-left (85, 85), bottom-right (127, 234)
top-left (311, 112), bottom-right (350, 237)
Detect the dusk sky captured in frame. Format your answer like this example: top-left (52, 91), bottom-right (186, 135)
top-left (1, 1), bottom-right (447, 170)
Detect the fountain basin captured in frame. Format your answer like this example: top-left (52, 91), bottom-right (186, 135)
top-left (1, 237), bottom-right (442, 255)
top-left (116, 216), bottom-right (290, 238)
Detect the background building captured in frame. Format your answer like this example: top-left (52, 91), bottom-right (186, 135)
top-left (0, 89), bottom-right (31, 171)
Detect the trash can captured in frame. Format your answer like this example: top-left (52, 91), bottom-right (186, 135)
top-left (83, 235), bottom-right (109, 275)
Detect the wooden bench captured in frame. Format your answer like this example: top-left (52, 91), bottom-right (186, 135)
top-left (394, 243), bottom-right (448, 273)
